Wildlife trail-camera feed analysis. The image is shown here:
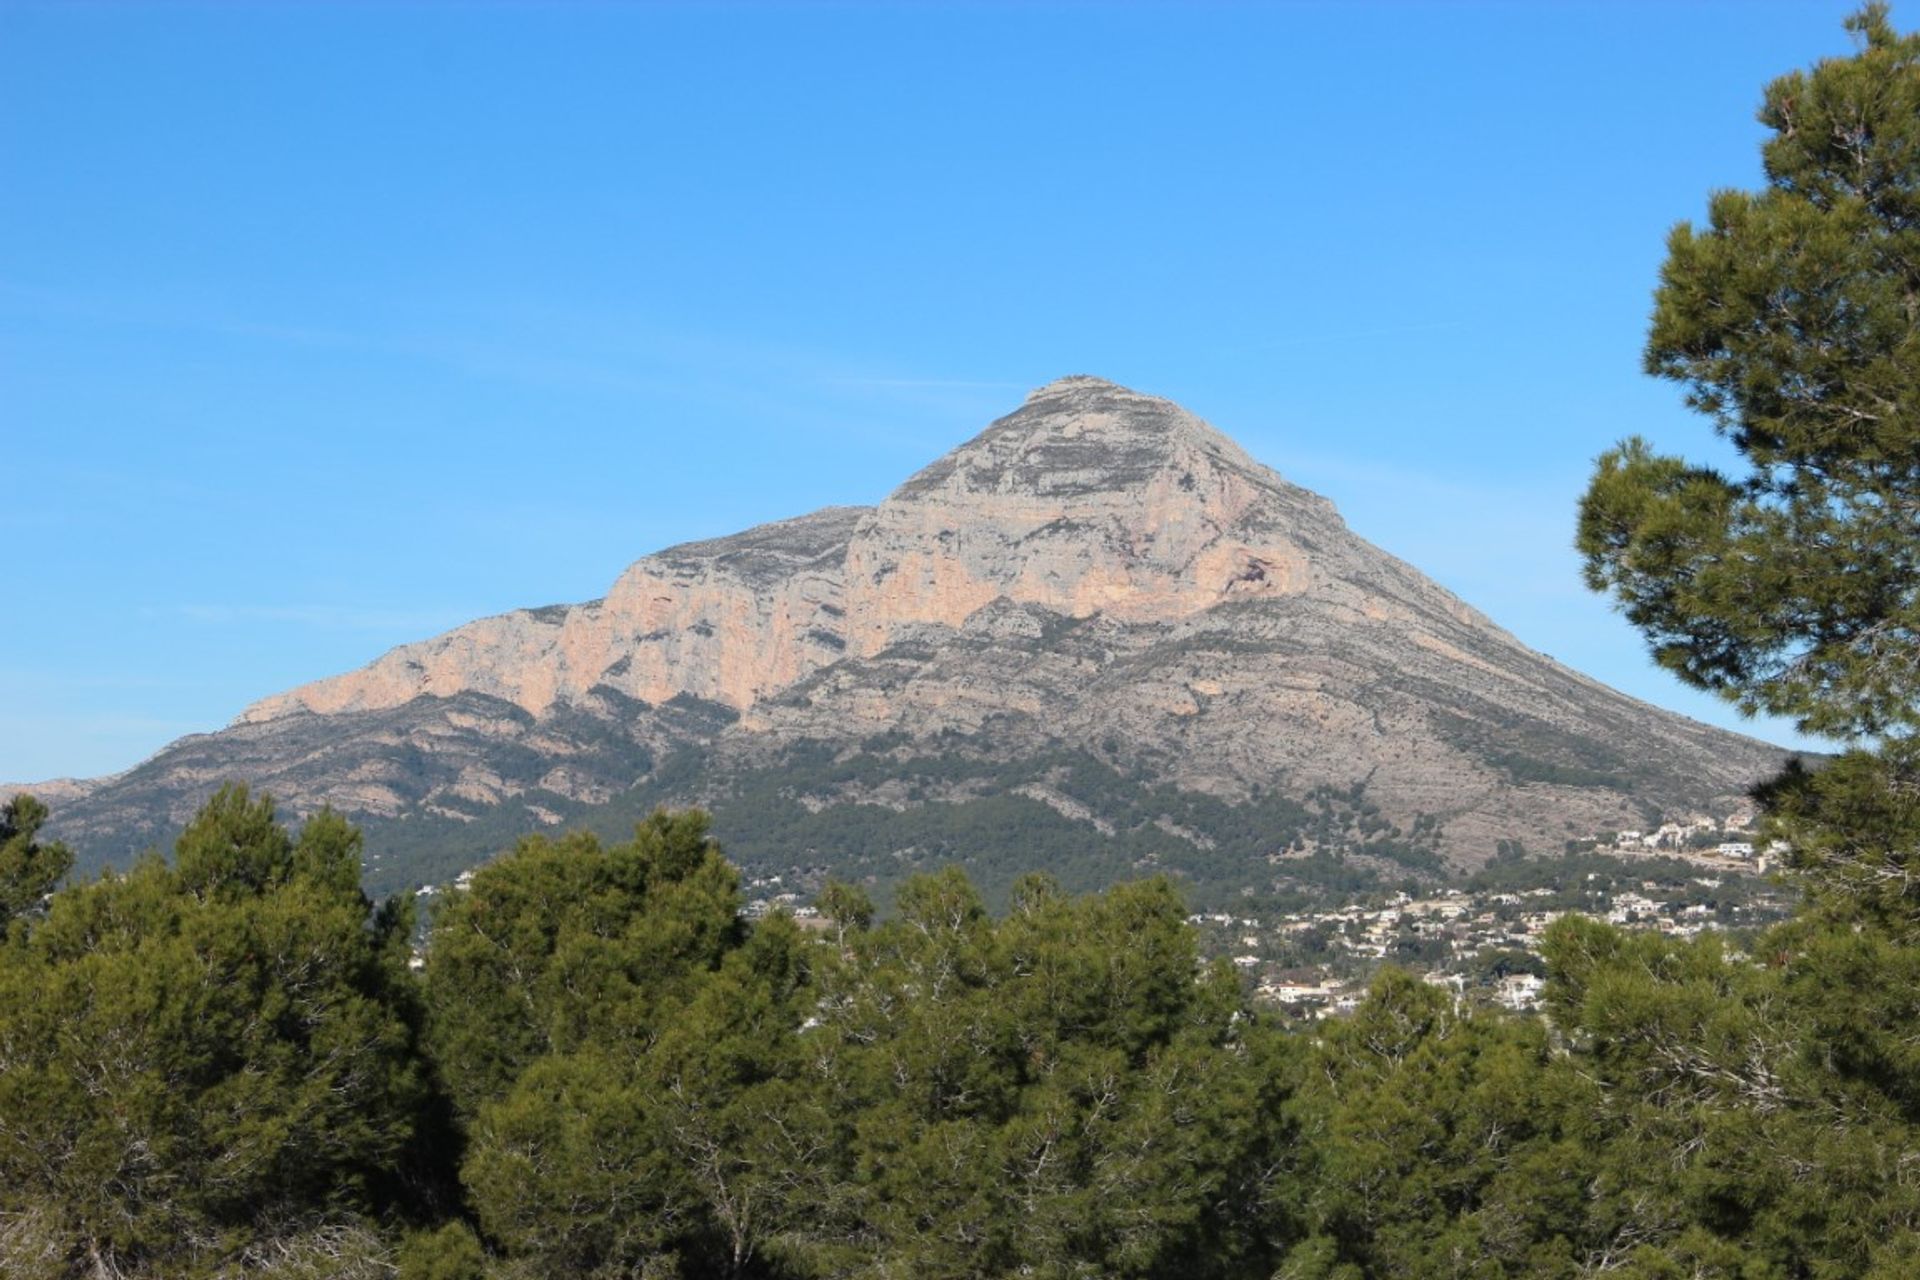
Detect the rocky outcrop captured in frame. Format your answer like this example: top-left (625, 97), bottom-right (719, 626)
top-left (240, 506), bottom-right (866, 721)
top-left (34, 376), bottom-right (1794, 891)
top-left (0, 777), bottom-right (104, 809)
top-left (840, 377), bottom-right (1331, 652)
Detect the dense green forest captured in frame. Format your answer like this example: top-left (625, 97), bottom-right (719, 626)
top-left (5, 780), bottom-right (1920, 1279)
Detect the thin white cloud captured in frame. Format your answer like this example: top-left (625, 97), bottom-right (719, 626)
top-left (154, 604), bottom-right (470, 631)
top-left (818, 377), bottom-right (1030, 390)
top-left (0, 670), bottom-right (184, 693)
top-left (0, 277), bottom-right (368, 349)
top-left (14, 713), bottom-right (205, 736)
top-left (1231, 319), bottom-right (1467, 356)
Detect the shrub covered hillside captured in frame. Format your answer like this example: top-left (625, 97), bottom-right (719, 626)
top-left (3, 785), bottom-right (1920, 1278)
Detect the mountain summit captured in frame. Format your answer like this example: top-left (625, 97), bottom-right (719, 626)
top-left (33, 379), bottom-right (1789, 902)
top-left (240, 375), bottom-right (1350, 722)
top-left (842, 375), bottom-right (1345, 653)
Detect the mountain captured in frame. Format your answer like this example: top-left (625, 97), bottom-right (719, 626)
top-left (22, 377), bottom-right (1789, 905)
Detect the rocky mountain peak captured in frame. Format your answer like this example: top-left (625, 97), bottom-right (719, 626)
top-left (839, 377), bottom-right (1346, 654)
top-left (231, 378), bottom-right (1451, 728)
top-left (894, 376), bottom-right (1277, 506)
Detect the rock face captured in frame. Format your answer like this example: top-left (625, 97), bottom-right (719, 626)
top-left (841, 377), bottom-right (1332, 650)
top-left (240, 505), bottom-right (865, 721)
top-left (31, 377), bottom-right (1793, 901)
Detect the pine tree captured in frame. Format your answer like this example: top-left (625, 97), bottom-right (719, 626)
top-left (1579, 3), bottom-right (1920, 742)
top-left (0, 793), bottom-right (72, 932)
top-left (1577, 3), bottom-right (1920, 923)
top-left (0, 787), bottom-right (425, 1278)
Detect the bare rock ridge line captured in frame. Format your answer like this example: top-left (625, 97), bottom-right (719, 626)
top-left (239, 376), bottom-right (1508, 726)
top-left (23, 376), bottom-right (1792, 890)
top-left (239, 503), bottom-right (869, 724)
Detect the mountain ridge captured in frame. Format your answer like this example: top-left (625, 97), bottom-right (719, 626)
top-left (16, 376), bottom-right (1791, 902)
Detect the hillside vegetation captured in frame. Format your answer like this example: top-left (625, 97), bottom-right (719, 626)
top-left (6, 788), bottom-right (1920, 1279)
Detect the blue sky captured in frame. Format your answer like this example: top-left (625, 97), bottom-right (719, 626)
top-left (1, 0), bottom-right (1869, 782)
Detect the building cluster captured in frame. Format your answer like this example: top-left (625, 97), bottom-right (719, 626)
top-left (743, 871), bottom-right (825, 921)
top-left (712, 818), bottom-right (1785, 1021)
top-left (1189, 864), bottom-right (1787, 1018)
top-left (1597, 813), bottom-right (1762, 864)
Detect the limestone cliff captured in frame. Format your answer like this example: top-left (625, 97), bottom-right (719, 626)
top-left (240, 505), bottom-right (865, 721)
top-left (240, 377), bottom-right (1495, 722)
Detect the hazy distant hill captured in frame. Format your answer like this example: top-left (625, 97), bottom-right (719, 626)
top-left (21, 377), bottom-right (1789, 904)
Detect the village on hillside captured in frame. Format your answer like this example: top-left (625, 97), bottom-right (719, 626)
top-left (1199, 812), bottom-right (1784, 1017)
top-left (665, 810), bottom-right (1798, 1020)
